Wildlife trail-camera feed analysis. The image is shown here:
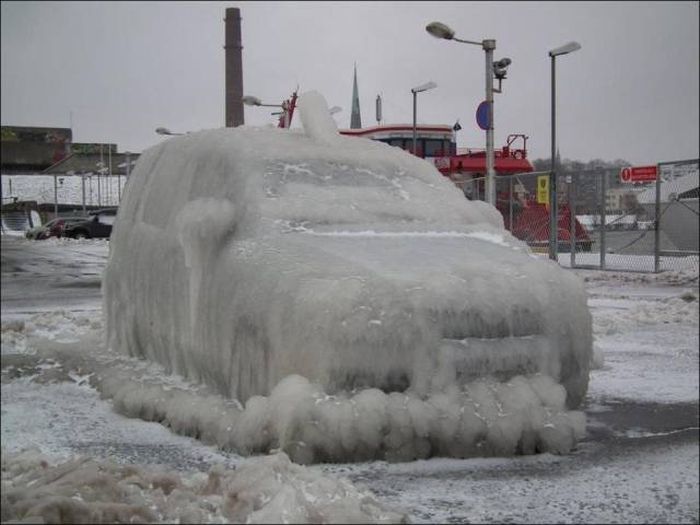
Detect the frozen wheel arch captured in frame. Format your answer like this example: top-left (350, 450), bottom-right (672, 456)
top-left (103, 91), bottom-right (592, 460)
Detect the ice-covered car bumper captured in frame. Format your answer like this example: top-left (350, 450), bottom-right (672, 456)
top-left (203, 231), bottom-right (592, 407)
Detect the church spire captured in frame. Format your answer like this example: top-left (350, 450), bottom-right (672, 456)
top-left (350, 63), bottom-right (362, 129)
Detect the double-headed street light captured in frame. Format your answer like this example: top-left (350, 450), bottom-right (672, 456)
top-left (548, 41), bottom-right (581, 261)
top-left (242, 95), bottom-right (292, 128)
top-left (243, 95), bottom-right (341, 128)
top-left (411, 81), bottom-right (437, 156)
top-left (426, 21), bottom-right (511, 207)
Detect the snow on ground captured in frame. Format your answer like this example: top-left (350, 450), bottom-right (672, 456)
top-left (579, 268), bottom-right (699, 405)
top-left (1, 312), bottom-right (407, 523)
top-left (2, 305), bottom-right (588, 465)
top-left (2, 235), bottom-right (699, 522)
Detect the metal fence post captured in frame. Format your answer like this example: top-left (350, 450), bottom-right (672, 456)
top-left (81, 175), bottom-right (87, 215)
top-left (509, 176), bottom-right (514, 231)
top-left (599, 170), bottom-right (606, 270)
top-left (654, 162), bottom-right (661, 273)
top-left (570, 173), bottom-right (576, 268)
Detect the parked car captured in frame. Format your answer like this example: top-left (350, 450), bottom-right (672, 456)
top-left (104, 92), bottom-right (592, 410)
top-left (64, 208), bottom-right (118, 239)
top-left (25, 217), bottom-right (84, 240)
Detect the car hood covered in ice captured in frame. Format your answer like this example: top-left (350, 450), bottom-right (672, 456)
top-left (104, 91), bottom-right (592, 420)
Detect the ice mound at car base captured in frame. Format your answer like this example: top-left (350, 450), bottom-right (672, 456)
top-left (103, 90), bottom-right (592, 461)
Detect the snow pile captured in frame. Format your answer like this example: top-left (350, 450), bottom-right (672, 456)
top-left (103, 89), bottom-right (592, 461)
top-left (594, 290), bottom-right (698, 336)
top-left (1, 311), bottom-right (101, 356)
top-left (1, 320), bottom-right (29, 355)
top-left (94, 370), bottom-right (585, 464)
top-left (1, 448), bottom-right (407, 524)
top-left (577, 267), bottom-right (699, 286)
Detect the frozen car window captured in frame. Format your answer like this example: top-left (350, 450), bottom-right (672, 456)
top-left (261, 159), bottom-right (450, 229)
top-left (97, 214), bottom-right (116, 225)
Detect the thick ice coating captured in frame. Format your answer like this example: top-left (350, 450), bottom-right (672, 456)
top-left (104, 90), bottom-right (592, 438)
top-left (94, 369), bottom-right (586, 464)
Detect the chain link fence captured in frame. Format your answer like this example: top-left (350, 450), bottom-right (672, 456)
top-left (1, 173), bottom-right (128, 234)
top-left (3, 161), bottom-right (699, 277)
top-left (2, 173), bottom-right (125, 210)
top-left (464, 159), bottom-right (698, 274)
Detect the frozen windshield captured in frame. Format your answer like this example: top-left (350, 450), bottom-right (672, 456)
top-left (261, 159), bottom-right (463, 231)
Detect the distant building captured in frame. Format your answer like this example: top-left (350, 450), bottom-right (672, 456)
top-left (605, 187), bottom-right (642, 212)
top-left (1, 126), bottom-right (72, 174)
top-left (1, 125), bottom-right (136, 176)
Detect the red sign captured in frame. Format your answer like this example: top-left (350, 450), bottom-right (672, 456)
top-left (620, 165), bottom-right (657, 183)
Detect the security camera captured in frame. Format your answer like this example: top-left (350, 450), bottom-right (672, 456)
top-left (493, 57), bottom-right (512, 80)
top-left (495, 57), bottom-right (512, 69)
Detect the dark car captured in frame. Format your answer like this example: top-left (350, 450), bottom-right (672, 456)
top-left (25, 217), bottom-right (85, 240)
top-left (64, 208), bottom-right (118, 239)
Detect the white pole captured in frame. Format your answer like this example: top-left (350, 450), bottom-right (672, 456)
top-left (549, 56), bottom-right (558, 261)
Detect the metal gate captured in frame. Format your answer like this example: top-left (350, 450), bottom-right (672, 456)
top-left (468, 159), bottom-right (698, 274)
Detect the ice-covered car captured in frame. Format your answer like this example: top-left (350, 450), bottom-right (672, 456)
top-left (104, 92), bottom-right (592, 411)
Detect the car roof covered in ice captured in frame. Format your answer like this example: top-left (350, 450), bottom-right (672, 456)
top-left (123, 91), bottom-right (504, 237)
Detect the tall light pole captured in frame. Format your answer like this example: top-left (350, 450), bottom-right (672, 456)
top-left (548, 41), bottom-right (581, 261)
top-left (411, 81), bottom-right (437, 156)
top-left (426, 22), bottom-right (510, 207)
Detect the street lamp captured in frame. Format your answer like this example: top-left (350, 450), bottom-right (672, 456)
top-left (243, 95), bottom-right (292, 128)
top-left (548, 41), bottom-right (581, 261)
top-left (411, 81), bottom-right (437, 156)
top-left (155, 127), bottom-right (184, 136)
top-left (426, 21), bottom-right (510, 207)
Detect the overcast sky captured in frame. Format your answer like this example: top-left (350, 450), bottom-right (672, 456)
top-left (1, 1), bottom-right (698, 165)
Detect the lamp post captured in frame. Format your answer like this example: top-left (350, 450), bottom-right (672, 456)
top-left (411, 81), bottom-right (437, 157)
top-left (548, 41), bottom-right (581, 261)
top-left (426, 22), bottom-right (509, 207)
top-left (242, 95), bottom-right (292, 128)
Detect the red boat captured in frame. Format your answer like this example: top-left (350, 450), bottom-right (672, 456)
top-left (275, 91), bottom-right (590, 253)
